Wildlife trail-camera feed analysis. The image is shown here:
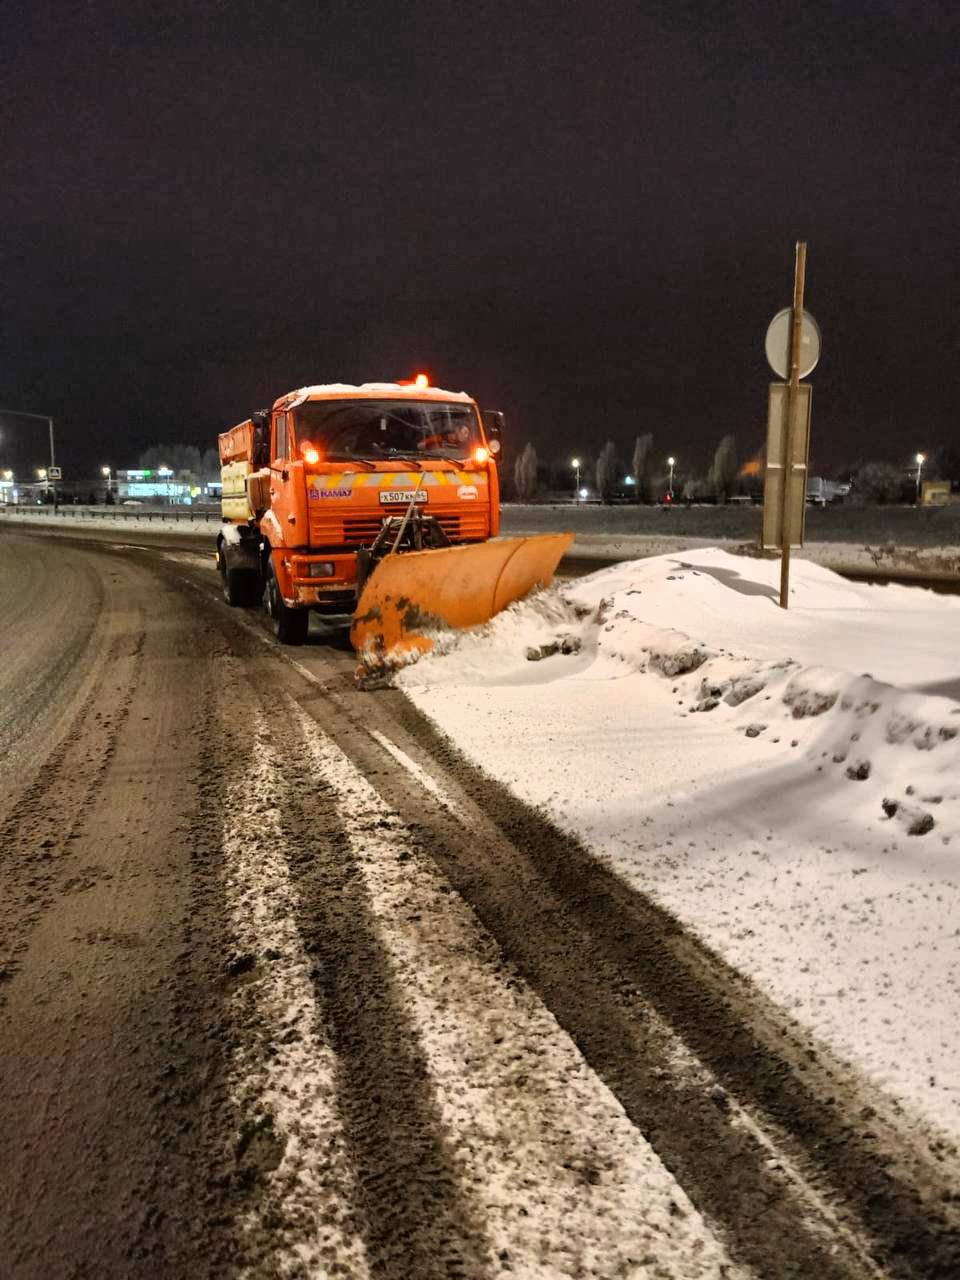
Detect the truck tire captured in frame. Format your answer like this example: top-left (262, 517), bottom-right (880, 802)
top-left (219, 547), bottom-right (260, 607)
top-left (264, 560), bottom-right (309, 645)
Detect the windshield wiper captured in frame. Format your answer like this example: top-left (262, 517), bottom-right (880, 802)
top-left (379, 451), bottom-right (423, 469)
top-left (413, 450), bottom-right (461, 461)
top-left (324, 453), bottom-right (377, 471)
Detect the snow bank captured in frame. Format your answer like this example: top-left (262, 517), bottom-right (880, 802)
top-left (404, 555), bottom-right (960, 844)
top-left (397, 548), bottom-right (960, 1140)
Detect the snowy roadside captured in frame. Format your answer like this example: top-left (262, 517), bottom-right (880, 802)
top-left (5, 508), bottom-right (960, 582)
top-left (555, 531), bottom-right (960, 581)
top-left (0, 509), bottom-right (218, 538)
top-left (501, 503), bottom-right (960, 581)
top-left (396, 547), bottom-right (960, 1144)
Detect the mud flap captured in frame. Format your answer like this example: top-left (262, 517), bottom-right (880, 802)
top-left (350, 533), bottom-right (574, 671)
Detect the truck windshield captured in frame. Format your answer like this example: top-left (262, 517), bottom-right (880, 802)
top-left (294, 399), bottom-right (479, 462)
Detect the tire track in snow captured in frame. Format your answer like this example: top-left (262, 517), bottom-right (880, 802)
top-left (379, 692), bottom-right (955, 1280)
top-left (221, 714), bottom-right (371, 1279)
top-left (273, 724), bottom-right (491, 1280)
top-left (293, 701), bottom-right (745, 1280)
top-left (153, 542), bottom-right (940, 1276)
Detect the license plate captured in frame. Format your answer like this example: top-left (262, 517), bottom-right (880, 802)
top-left (379, 490), bottom-right (428, 504)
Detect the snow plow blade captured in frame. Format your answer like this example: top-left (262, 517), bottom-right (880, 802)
top-left (351, 533), bottom-right (574, 671)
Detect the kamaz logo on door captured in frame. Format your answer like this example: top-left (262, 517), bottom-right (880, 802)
top-left (309, 487), bottom-right (352, 500)
top-left (379, 490), bottom-right (428, 504)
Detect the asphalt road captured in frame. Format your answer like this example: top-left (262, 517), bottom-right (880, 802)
top-left (1, 527), bottom-right (958, 1280)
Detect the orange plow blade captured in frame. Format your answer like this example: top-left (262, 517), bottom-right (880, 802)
top-left (350, 533), bottom-right (574, 670)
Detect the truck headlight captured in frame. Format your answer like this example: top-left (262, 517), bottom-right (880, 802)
top-left (307, 562), bottom-right (336, 578)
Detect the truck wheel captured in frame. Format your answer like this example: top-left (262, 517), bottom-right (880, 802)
top-left (221, 556), bottom-right (260, 607)
top-left (264, 560), bottom-right (309, 645)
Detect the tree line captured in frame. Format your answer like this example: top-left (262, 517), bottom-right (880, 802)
top-left (513, 433), bottom-right (741, 503)
top-left (137, 444), bottom-right (220, 482)
top-left (511, 437), bottom-right (959, 504)
top-left (133, 436), bottom-right (959, 507)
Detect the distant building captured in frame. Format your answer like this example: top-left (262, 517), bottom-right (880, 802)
top-left (116, 468), bottom-right (219, 504)
top-left (921, 480), bottom-right (955, 506)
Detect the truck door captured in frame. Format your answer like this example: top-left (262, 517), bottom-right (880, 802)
top-left (268, 412), bottom-right (292, 543)
top-left (269, 411), bottom-right (307, 546)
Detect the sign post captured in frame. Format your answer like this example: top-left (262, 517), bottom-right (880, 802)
top-left (761, 244), bottom-right (819, 609)
top-left (780, 243), bottom-right (806, 608)
top-left (761, 383), bottom-right (812, 553)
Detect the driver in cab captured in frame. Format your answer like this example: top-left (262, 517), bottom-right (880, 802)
top-left (418, 423), bottom-right (471, 453)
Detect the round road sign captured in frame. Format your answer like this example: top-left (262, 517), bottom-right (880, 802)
top-left (764, 308), bottom-right (821, 379)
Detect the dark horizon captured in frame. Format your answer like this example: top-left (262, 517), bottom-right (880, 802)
top-left (2, 2), bottom-right (957, 482)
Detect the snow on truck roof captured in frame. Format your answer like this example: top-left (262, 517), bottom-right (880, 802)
top-left (278, 382), bottom-right (475, 409)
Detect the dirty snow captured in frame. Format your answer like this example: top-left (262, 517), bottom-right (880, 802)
top-left (397, 547), bottom-right (960, 1141)
top-left (222, 714), bottom-right (371, 1278)
top-left (293, 703), bottom-right (741, 1279)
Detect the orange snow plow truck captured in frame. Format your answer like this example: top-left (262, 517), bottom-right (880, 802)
top-left (216, 377), bottom-right (572, 669)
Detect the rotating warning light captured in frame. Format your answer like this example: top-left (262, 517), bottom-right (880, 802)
top-left (414, 373), bottom-right (429, 389)
top-left (301, 443), bottom-right (320, 465)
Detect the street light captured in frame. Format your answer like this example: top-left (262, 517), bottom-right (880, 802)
top-left (915, 452), bottom-right (925, 504)
top-left (571, 457), bottom-right (581, 503)
top-left (667, 456), bottom-right (676, 500)
top-left (0, 407), bottom-right (57, 510)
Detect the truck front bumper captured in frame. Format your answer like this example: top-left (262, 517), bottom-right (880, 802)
top-left (286, 554), bottom-right (358, 609)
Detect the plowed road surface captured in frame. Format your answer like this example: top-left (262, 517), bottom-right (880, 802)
top-left (1, 527), bottom-right (958, 1280)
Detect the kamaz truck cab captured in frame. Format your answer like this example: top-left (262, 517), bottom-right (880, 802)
top-left (218, 377), bottom-right (504, 643)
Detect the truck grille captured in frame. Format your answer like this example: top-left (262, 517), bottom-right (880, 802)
top-left (310, 512), bottom-right (487, 547)
top-left (342, 516), bottom-right (384, 544)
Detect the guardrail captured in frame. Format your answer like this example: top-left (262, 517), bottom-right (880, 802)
top-left (0, 505), bottom-right (221, 524)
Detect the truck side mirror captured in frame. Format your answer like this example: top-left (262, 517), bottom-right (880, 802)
top-left (482, 410), bottom-right (504, 452)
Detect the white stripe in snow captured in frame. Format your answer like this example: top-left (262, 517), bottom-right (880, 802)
top-left (222, 717), bottom-right (370, 1279)
top-left (294, 701), bottom-right (744, 1280)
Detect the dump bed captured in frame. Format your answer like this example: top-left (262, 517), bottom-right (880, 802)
top-left (219, 420), bottom-right (257, 521)
top-left (219, 420), bottom-right (255, 464)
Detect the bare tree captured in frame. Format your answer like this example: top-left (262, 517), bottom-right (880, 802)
top-left (857, 461), bottom-right (904, 504)
top-left (631, 432), bottom-right (653, 502)
top-left (708, 434), bottom-right (738, 503)
top-left (596, 440), bottom-right (617, 503)
top-left (513, 442), bottom-right (538, 501)
top-left (201, 448), bottom-right (220, 484)
top-left (138, 444), bottom-right (201, 478)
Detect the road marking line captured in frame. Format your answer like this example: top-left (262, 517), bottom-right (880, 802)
top-left (294, 701), bottom-right (743, 1279)
top-left (222, 716), bottom-right (370, 1278)
top-left (285, 656), bottom-right (327, 688)
top-left (368, 727), bottom-right (468, 821)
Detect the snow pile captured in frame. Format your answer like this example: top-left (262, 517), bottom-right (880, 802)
top-left (397, 547), bottom-right (960, 1138)
top-left (401, 550), bottom-right (960, 842)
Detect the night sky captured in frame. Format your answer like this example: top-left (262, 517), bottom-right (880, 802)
top-left (1, 1), bottom-right (957, 479)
